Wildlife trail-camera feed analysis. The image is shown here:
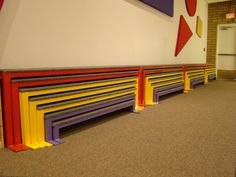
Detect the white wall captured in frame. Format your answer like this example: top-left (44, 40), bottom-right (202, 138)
top-left (0, 0), bottom-right (208, 69)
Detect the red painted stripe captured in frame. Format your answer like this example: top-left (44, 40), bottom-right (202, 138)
top-left (138, 67), bottom-right (145, 107)
top-left (2, 73), bottom-right (14, 146)
top-left (9, 67), bottom-right (139, 78)
top-left (144, 69), bottom-right (183, 75)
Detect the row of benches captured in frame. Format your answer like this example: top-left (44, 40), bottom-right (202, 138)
top-left (0, 64), bottom-right (216, 152)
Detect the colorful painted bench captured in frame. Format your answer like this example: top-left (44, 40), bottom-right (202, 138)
top-left (142, 66), bottom-right (184, 105)
top-left (45, 94), bottom-right (135, 145)
top-left (1, 67), bottom-right (140, 151)
top-left (184, 65), bottom-right (205, 93)
top-left (204, 64), bottom-right (217, 83)
top-left (0, 64), bottom-right (216, 152)
top-left (51, 98), bottom-right (135, 145)
top-left (19, 77), bottom-right (138, 149)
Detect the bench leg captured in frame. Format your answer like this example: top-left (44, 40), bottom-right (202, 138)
top-left (51, 126), bottom-right (64, 145)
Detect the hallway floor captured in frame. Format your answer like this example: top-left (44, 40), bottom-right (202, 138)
top-left (0, 80), bottom-right (236, 177)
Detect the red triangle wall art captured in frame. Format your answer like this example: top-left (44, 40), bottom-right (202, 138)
top-left (175, 15), bottom-right (193, 56)
top-left (0, 0), bottom-right (4, 11)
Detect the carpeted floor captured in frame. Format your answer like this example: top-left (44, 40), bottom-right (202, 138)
top-left (0, 80), bottom-right (236, 177)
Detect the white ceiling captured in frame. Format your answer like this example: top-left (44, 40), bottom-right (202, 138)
top-left (206, 0), bottom-right (231, 4)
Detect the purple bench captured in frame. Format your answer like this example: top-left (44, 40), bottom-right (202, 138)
top-left (190, 77), bottom-right (205, 88)
top-left (44, 94), bottom-right (135, 145)
top-left (208, 74), bottom-right (216, 81)
top-left (153, 82), bottom-right (184, 103)
top-left (51, 100), bottom-right (135, 145)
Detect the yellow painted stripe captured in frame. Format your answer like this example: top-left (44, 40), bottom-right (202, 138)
top-left (19, 78), bottom-right (137, 145)
top-left (206, 68), bottom-right (216, 71)
top-left (145, 78), bottom-right (152, 105)
top-left (207, 71), bottom-right (216, 75)
top-left (188, 75), bottom-right (204, 80)
top-left (21, 78), bottom-right (136, 95)
top-left (145, 79), bottom-right (183, 105)
top-left (187, 74), bottom-right (204, 78)
top-left (32, 84), bottom-right (136, 105)
top-left (204, 69), bottom-right (216, 84)
top-left (146, 72), bottom-right (183, 79)
top-left (185, 70), bottom-right (204, 91)
top-left (148, 76), bottom-right (183, 84)
top-left (204, 73), bottom-right (208, 84)
top-left (145, 72), bottom-right (183, 104)
top-left (27, 90), bottom-right (136, 149)
top-left (152, 80), bottom-right (184, 88)
top-left (27, 84), bottom-right (136, 148)
top-left (187, 70), bottom-right (204, 74)
top-left (187, 71), bottom-right (204, 76)
top-left (206, 71), bottom-right (216, 74)
top-left (145, 72), bottom-right (183, 105)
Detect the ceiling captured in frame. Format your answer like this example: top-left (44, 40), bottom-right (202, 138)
top-left (206, 0), bottom-right (231, 3)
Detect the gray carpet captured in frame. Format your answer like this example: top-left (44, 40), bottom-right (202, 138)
top-left (0, 80), bottom-right (236, 177)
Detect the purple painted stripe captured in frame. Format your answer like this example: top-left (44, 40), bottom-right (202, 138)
top-left (45, 95), bottom-right (135, 142)
top-left (51, 102), bottom-right (134, 145)
top-left (151, 79), bottom-right (182, 86)
top-left (45, 94), bottom-right (135, 119)
top-left (13, 71), bottom-right (137, 83)
top-left (190, 78), bottom-right (204, 88)
top-left (140, 0), bottom-right (174, 17)
top-left (208, 74), bottom-right (216, 80)
top-left (191, 77), bottom-right (204, 82)
top-left (20, 76), bottom-right (136, 92)
top-left (154, 82), bottom-right (184, 92)
top-left (38, 87), bottom-right (135, 110)
top-left (154, 86), bottom-right (184, 103)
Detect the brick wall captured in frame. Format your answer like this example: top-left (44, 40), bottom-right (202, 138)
top-left (207, 1), bottom-right (236, 64)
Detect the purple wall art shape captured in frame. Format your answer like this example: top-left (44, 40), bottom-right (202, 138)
top-left (140, 0), bottom-right (174, 17)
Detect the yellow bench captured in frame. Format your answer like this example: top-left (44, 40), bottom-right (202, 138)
top-left (19, 77), bottom-right (139, 149)
top-left (145, 72), bottom-right (184, 105)
top-left (205, 67), bottom-right (216, 84)
top-left (184, 69), bottom-right (205, 93)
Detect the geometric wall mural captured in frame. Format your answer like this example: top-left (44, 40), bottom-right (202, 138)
top-left (175, 15), bottom-right (193, 56)
top-left (196, 16), bottom-right (203, 38)
top-left (185, 0), bottom-right (197, 17)
top-left (0, 0), bottom-right (4, 11)
top-left (140, 0), bottom-right (174, 17)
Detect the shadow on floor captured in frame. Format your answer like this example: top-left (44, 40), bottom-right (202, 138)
top-left (60, 108), bottom-right (132, 138)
